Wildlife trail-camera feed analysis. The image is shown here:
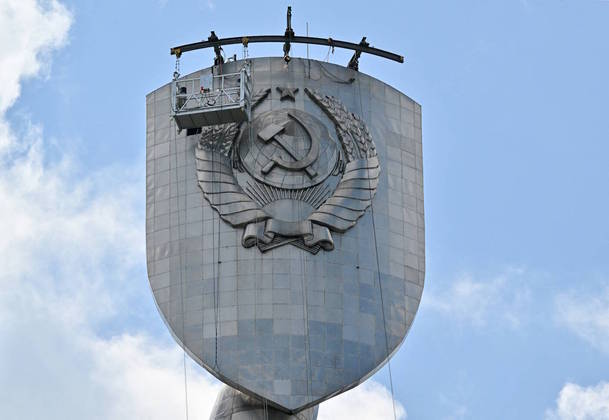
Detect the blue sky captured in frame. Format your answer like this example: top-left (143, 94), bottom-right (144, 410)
top-left (1, 1), bottom-right (609, 419)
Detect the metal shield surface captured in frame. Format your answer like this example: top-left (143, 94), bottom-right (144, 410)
top-left (145, 57), bottom-right (424, 413)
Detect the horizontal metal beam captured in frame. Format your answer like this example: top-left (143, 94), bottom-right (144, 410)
top-left (170, 35), bottom-right (404, 64)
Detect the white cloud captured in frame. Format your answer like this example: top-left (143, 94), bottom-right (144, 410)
top-left (0, 0), bottom-right (71, 114)
top-left (424, 267), bottom-right (532, 328)
top-left (0, 2), bottom-right (192, 419)
top-left (89, 334), bottom-right (223, 420)
top-left (0, 303), bottom-right (223, 419)
top-left (318, 380), bottom-right (406, 420)
top-left (0, 2), bottom-right (224, 418)
top-left (555, 286), bottom-right (609, 354)
top-left (545, 382), bottom-right (609, 420)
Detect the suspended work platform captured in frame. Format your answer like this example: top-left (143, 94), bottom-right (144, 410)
top-left (171, 64), bottom-right (251, 129)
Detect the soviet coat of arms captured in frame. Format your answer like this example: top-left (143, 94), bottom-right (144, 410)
top-left (195, 87), bottom-right (379, 254)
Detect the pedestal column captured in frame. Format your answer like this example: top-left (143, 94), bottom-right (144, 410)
top-left (209, 386), bottom-right (318, 420)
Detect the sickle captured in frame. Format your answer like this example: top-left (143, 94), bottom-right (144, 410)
top-left (260, 112), bottom-right (320, 178)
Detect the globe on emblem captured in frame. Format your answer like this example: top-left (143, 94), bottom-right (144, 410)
top-left (238, 108), bottom-right (340, 190)
top-left (235, 108), bottom-right (341, 230)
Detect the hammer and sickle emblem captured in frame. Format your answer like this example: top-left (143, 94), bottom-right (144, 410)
top-left (257, 112), bottom-right (320, 179)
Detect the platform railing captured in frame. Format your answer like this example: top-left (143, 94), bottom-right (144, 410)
top-left (172, 66), bottom-right (250, 118)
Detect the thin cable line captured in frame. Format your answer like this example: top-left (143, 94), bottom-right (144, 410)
top-left (216, 142), bottom-right (222, 366)
top-left (172, 119), bottom-right (190, 420)
top-left (300, 188), bottom-right (313, 401)
top-left (183, 122), bottom-right (191, 420)
top-left (199, 130), bottom-right (207, 384)
top-left (211, 141), bottom-right (219, 368)
top-left (356, 76), bottom-right (397, 420)
top-left (182, 351), bottom-right (189, 420)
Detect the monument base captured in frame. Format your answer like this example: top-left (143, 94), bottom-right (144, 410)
top-left (209, 386), bottom-right (318, 420)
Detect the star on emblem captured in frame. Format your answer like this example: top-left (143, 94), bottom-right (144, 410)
top-left (276, 86), bottom-right (299, 101)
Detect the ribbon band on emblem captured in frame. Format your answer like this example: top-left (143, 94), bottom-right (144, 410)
top-left (242, 219), bottom-right (334, 251)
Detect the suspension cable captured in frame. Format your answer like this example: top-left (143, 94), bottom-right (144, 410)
top-left (212, 138), bottom-right (220, 368)
top-left (299, 181), bottom-right (313, 402)
top-left (172, 118), bottom-right (190, 420)
top-left (174, 55), bottom-right (181, 80)
top-left (356, 76), bottom-right (397, 420)
top-left (200, 127), bottom-right (207, 400)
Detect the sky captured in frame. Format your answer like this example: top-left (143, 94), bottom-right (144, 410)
top-left (0, 0), bottom-right (608, 419)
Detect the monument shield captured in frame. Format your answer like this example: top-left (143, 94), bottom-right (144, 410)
top-left (146, 57), bottom-right (424, 413)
